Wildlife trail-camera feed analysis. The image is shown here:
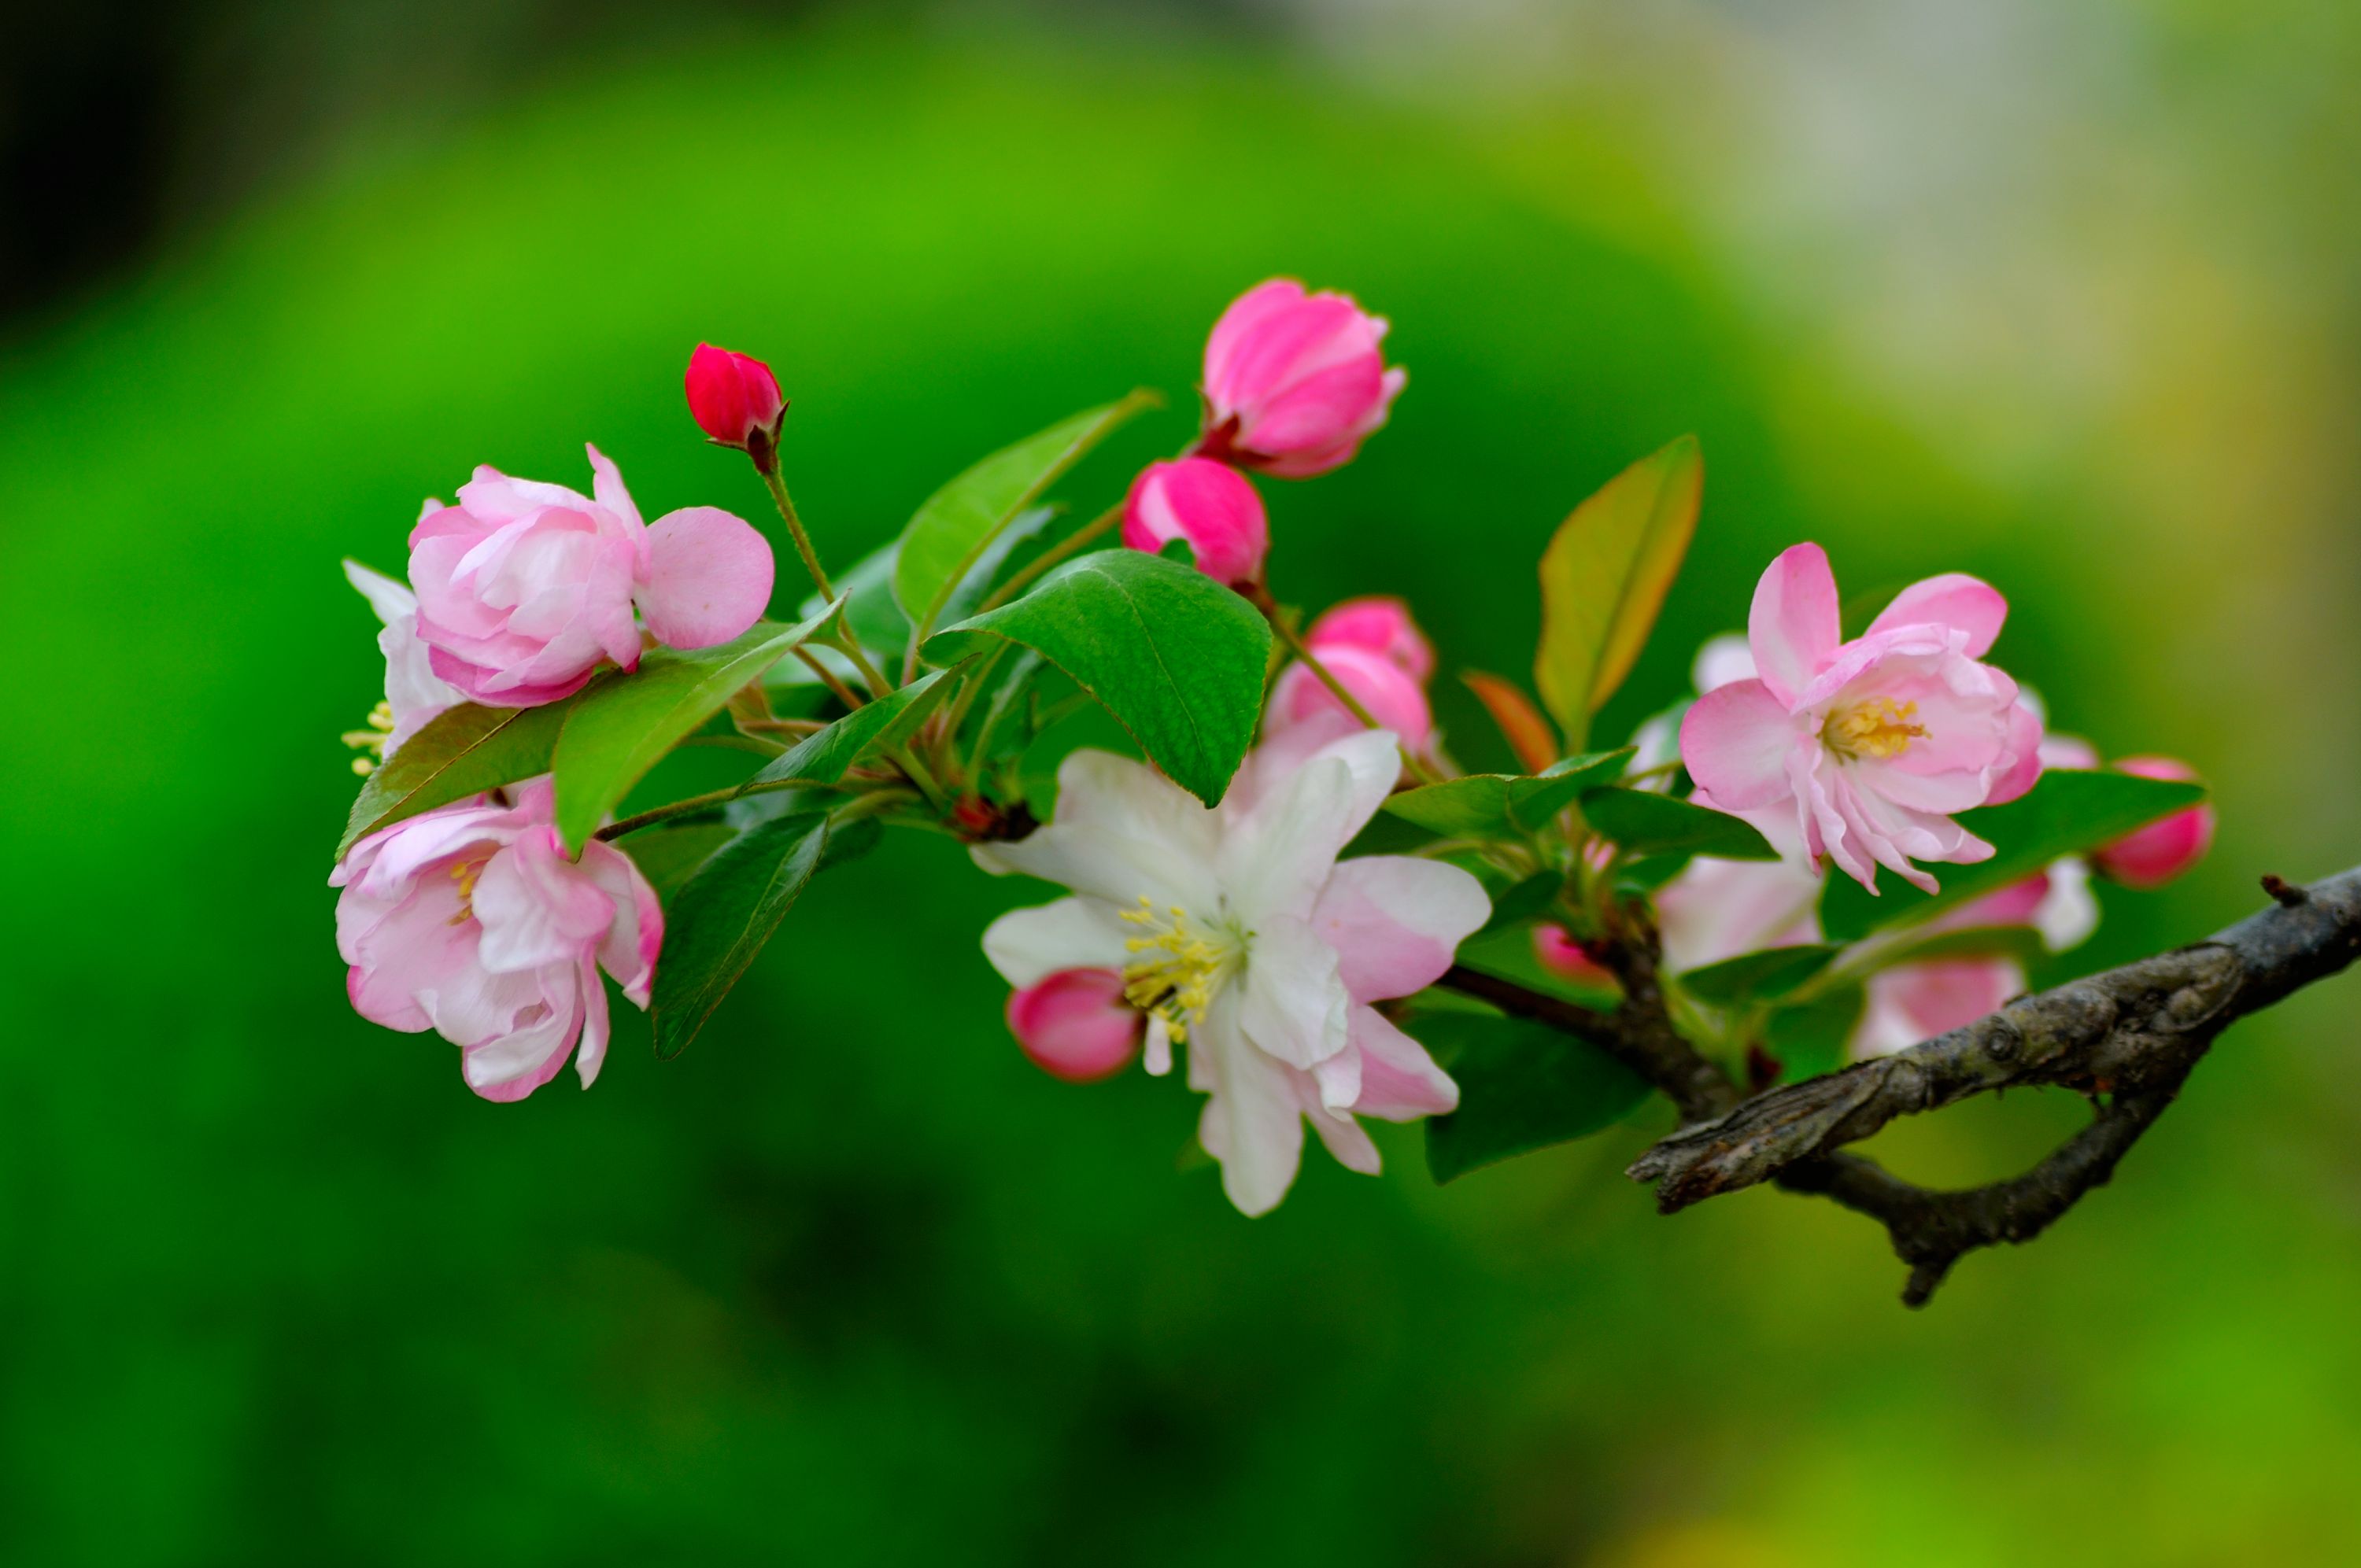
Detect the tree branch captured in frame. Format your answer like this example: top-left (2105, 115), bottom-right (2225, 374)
top-left (1626, 865), bottom-right (2361, 1304)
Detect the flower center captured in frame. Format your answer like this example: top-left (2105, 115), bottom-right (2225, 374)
top-left (342, 700), bottom-right (397, 776)
top-left (1822, 697), bottom-right (1927, 761)
top-left (447, 854), bottom-right (488, 926)
top-left (1120, 896), bottom-right (1245, 1045)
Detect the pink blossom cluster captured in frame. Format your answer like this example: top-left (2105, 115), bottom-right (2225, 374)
top-left (334, 386), bottom-right (783, 1101)
top-left (1119, 279), bottom-right (1406, 588)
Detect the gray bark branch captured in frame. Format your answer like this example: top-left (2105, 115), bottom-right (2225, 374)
top-left (1625, 866), bottom-right (2361, 1304)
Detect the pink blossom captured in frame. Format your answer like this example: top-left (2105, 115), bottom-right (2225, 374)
top-left (1306, 596), bottom-right (1435, 682)
top-left (408, 445), bottom-right (774, 707)
top-left (1853, 957), bottom-right (2023, 1059)
top-left (684, 343), bottom-right (787, 450)
top-left (1198, 278), bottom-right (1406, 478)
top-left (1007, 968), bottom-right (1143, 1083)
top-left (1532, 925), bottom-right (1617, 990)
top-left (331, 777), bottom-right (662, 1101)
top-left (1679, 544), bottom-right (2043, 895)
top-left (1121, 458), bottom-right (1271, 585)
top-left (1266, 644), bottom-right (1434, 752)
top-left (2094, 756), bottom-right (2216, 888)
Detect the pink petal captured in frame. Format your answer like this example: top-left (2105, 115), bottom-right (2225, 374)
top-left (1868, 573), bottom-right (2008, 658)
top-left (1347, 1006), bottom-right (1459, 1120)
top-left (1311, 857), bottom-right (1491, 1005)
top-left (1984, 701), bottom-right (2045, 805)
top-left (1679, 678), bottom-right (1797, 810)
top-left (636, 507), bottom-right (775, 649)
top-left (1748, 543), bottom-right (1842, 706)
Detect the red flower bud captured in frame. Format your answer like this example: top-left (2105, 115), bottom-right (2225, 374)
top-left (684, 343), bottom-right (786, 450)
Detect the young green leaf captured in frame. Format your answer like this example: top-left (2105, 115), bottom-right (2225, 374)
top-left (926, 549), bottom-right (1272, 806)
top-left (1381, 748), bottom-right (1635, 838)
top-left (1533, 435), bottom-right (1703, 748)
top-left (1580, 786), bottom-right (1779, 860)
top-left (550, 614), bottom-right (833, 852)
top-left (334, 699), bottom-right (571, 863)
top-left (738, 663), bottom-right (962, 791)
top-left (1477, 873), bottom-right (1565, 935)
top-left (615, 821), bottom-right (737, 900)
top-left (1421, 1012), bottom-right (1653, 1183)
top-left (1676, 944), bottom-right (1842, 1008)
top-left (893, 390), bottom-right (1160, 641)
top-left (648, 811), bottom-right (880, 1059)
top-left (1460, 670), bottom-right (1560, 774)
top-left (1820, 769), bottom-right (2208, 943)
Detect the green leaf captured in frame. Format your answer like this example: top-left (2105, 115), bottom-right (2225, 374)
top-left (1477, 873), bottom-right (1565, 935)
top-left (616, 821), bottom-right (737, 900)
top-left (1383, 747), bottom-right (1634, 837)
top-left (550, 614), bottom-right (831, 852)
top-left (1421, 1012), bottom-right (1653, 1183)
top-left (1869, 924), bottom-right (2052, 968)
top-left (1454, 924), bottom-right (1618, 1007)
top-left (1820, 769), bottom-right (2208, 943)
top-left (738, 663), bottom-right (963, 791)
top-left (1534, 435), bottom-right (1703, 748)
top-left (1580, 786), bottom-right (1778, 860)
top-left (926, 549), bottom-right (1271, 806)
top-left (334, 700), bottom-right (571, 863)
top-left (648, 811), bottom-right (881, 1059)
top-left (893, 390), bottom-right (1160, 641)
top-left (1764, 985), bottom-right (1867, 1082)
top-left (1678, 944), bottom-right (1842, 1008)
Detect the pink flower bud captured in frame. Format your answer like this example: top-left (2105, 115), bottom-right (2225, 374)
top-left (2093, 756), bottom-right (2215, 888)
top-left (1267, 644), bottom-right (1434, 751)
top-left (1006, 968), bottom-right (1142, 1083)
top-left (1121, 458), bottom-right (1270, 585)
top-left (1199, 278), bottom-right (1406, 478)
top-left (1307, 596), bottom-right (1435, 683)
top-left (1532, 925), bottom-right (1616, 990)
top-left (684, 343), bottom-right (786, 450)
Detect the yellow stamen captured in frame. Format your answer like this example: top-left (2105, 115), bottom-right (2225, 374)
top-left (1823, 696), bottom-right (1927, 761)
top-left (447, 856), bottom-right (487, 925)
top-left (342, 699), bottom-right (397, 774)
top-left (1118, 895), bottom-right (1238, 1046)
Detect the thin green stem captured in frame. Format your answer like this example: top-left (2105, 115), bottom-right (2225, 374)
top-left (933, 640), bottom-right (1007, 776)
top-left (888, 744), bottom-right (952, 815)
top-left (793, 646), bottom-right (866, 711)
top-left (756, 452), bottom-right (892, 699)
top-left (1270, 615), bottom-right (1443, 786)
top-left (977, 501), bottom-right (1125, 614)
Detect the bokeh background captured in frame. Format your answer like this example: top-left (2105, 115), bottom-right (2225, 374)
top-left (7, 2), bottom-right (2361, 1562)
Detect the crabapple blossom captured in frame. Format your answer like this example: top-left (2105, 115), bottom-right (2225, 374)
top-left (1265, 644), bottom-right (1434, 752)
top-left (331, 777), bottom-right (661, 1102)
top-left (341, 557), bottom-right (460, 769)
top-left (1532, 925), bottom-right (1617, 990)
top-left (2093, 756), bottom-right (2215, 888)
top-left (683, 343), bottom-right (786, 450)
top-left (1853, 957), bottom-right (2024, 1060)
top-left (1306, 596), bottom-right (1435, 683)
top-left (1121, 457), bottom-right (1270, 585)
top-left (1197, 278), bottom-right (1406, 478)
top-left (408, 445), bottom-right (775, 707)
top-left (1679, 544), bottom-right (2043, 895)
top-left (974, 720), bottom-right (1487, 1216)
top-left (1006, 968), bottom-right (1143, 1083)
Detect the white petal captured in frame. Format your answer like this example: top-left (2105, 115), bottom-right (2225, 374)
top-left (2034, 857), bottom-right (2098, 952)
top-left (1191, 1002), bottom-right (1307, 1217)
top-left (1308, 1101), bottom-right (1382, 1175)
top-left (980, 897), bottom-right (1132, 988)
top-left (344, 559), bottom-right (418, 625)
top-left (1235, 915), bottom-right (1350, 1070)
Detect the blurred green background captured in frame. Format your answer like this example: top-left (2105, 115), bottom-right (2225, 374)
top-left (7, 4), bottom-right (2361, 1563)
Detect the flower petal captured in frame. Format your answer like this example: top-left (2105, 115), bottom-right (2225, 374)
top-left (1346, 1006), bottom-right (1459, 1120)
top-left (637, 506), bottom-right (776, 649)
top-left (1868, 573), bottom-right (2007, 658)
top-left (1234, 915), bottom-right (1349, 1070)
top-left (1192, 1002), bottom-right (1308, 1217)
top-left (981, 896), bottom-right (1135, 989)
top-left (1679, 678), bottom-right (1797, 810)
top-left (1748, 543), bottom-right (1842, 705)
top-left (1311, 855), bottom-right (1490, 1004)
